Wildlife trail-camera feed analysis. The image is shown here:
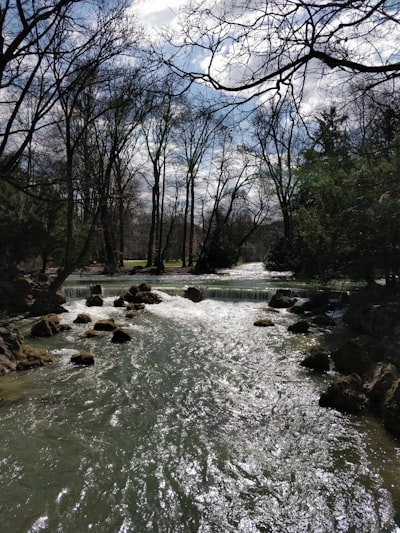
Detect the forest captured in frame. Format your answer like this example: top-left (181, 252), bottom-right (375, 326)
top-left (1, 1), bottom-right (400, 293)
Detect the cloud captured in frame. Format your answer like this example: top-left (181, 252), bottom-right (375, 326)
top-left (130, 0), bottom-right (188, 33)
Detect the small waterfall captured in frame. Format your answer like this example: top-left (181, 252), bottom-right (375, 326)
top-left (202, 287), bottom-right (274, 301)
top-left (64, 283), bottom-right (349, 303)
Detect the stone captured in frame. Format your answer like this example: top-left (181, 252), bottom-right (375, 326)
top-left (111, 329), bottom-right (132, 343)
top-left (83, 329), bottom-right (104, 338)
top-left (331, 340), bottom-right (373, 376)
top-left (288, 320), bottom-right (310, 334)
top-left (133, 291), bottom-right (161, 305)
top-left (364, 362), bottom-right (400, 407)
top-left (17, 346), bottom-right (54, 370)
top-left (90, 284), bottom-right (102, 295)
top-left (93, 319), bottom-right (117, 331)
top-left (383, 379), bottom-right (400, 436)
top-left (73, 313), bottom-right (92, 324)
top-left (31, 314), bottom-right (61, 337)
top-left (184, 287), bottom-right (203, 303)
top-left (301, 347), bottom-right (330, 372)
top-left (138, 283), bottom-right (151, 292)
top-left (126, 311), bottom-right (141, 319)
top-left (319, 374), bottom-right (369, 413)
top-left (113, 296), bottom-right (125, 307)
top-left (269, 294), bottom-right (297, 309)
top-left (253, 319), bottom-right (275, 327)
top-left (86, 294), bottom-right (104, 307)
top-left (70, 351), bottom-right (94, 366)
top-left (312, 314), bottom-right (336, 327)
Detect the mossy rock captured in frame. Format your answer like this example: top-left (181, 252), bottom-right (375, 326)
top-left (133, 291), bottom-right (161, 305)
top-left (93, 319), bottom-right (117, 331)
top-left (73, 313), bottom-right (92, 324)
top-left (111, 328), bottom-right (132, 343)
top-left (383, 379), bottom-right (400, 435)
top-left (300, 347), bottom-right (330, 372)
top-left (113, 296), bottom-right (125, 308)
top-left (83, 329), bottom-right (104, 338)
top-left (31, 314), bottom-right (61, 337)
top-left (254, 319), bottom-right (275, 327)
top-left (86, 294), bottom-right (103, 307)
top-left (319, 374), bottom-right (369, 413)
top-left (126, 310), bottom-right (141, 319)
top-left (288, 320), bottom-right (310, 334)
top-left (127, 303), bottom-right (145, 311)
top-left (71, 351), bottom-right (94, 366)
top-left (16, 345), bottom-right (54, 370)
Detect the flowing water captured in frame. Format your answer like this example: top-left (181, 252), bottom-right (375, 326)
top-left (1, 264), bottom-right (400, 532)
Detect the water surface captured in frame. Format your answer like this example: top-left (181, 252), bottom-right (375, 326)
top-left (1, 264), bottom-right (399, 532)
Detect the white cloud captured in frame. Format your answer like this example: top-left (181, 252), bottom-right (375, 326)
top-left (129, 0), bottom-right (188, 34)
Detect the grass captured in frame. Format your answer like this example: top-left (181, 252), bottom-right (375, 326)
top-left (123, 260), bottom-right (184, 269)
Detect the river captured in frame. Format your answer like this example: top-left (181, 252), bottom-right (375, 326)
top-left (1, 263), bottom-right (400, 532)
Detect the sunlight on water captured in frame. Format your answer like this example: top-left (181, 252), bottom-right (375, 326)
top-left (1, 265), bottom-right (400, 532)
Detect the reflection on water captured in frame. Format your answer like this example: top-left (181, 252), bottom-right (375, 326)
top-left (0, 263), bottom-right (399, 532)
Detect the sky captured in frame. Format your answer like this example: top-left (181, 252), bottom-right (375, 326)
top-left (130, 0), bottom-right (187, 33)
top-left (130, 1), bottom-right (400, 109)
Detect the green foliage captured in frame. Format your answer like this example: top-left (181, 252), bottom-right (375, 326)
top-left (0, 164), bottom-right (67, 272)
top-left (267, 103), bottom-right (400, 285)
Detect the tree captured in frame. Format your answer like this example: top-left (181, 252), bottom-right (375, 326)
top-left (141, 86), bottom-right (177, 271)
top-left (0, 1), bottom-right (134, 186)
top-left (173, 99), bottom-right (219, 267)
top-left (167, 1), bottom-right (400, 97)
top-left (249, 94), bottom-right (303, 241)
top-left (196, 126), bottom-right (268, 272)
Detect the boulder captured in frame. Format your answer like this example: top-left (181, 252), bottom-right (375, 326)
top-left (126, 310), bottom-right (141, 319)
top-left (383, 379), bottom-right (400, 436)
top-left (90, 284), bottom-right (102, 295)
top-left (138, 283), bottom-right (151, 292)
top-left (254, 319), bottom-right (275, 327)
top-left (93, 319), bottom-right (117, 331)
top-left (86, 294), bottom-right (104, 307)
top-left (31, 314), bottom-right (61, 337)
top-left (319, 374), bottom-right (369, 413)
top-left (70, 351), bottom-right (94, 366)
top-left (111, 328), bottom-right (132, 343)
top-left (288, 320), bottom-right (310, 334)
top-left (331, 340), bottom-right (373, 376)
top-left (301, 347), bottom-right (330, 372)
top-left (127, 303), bottom-right (145, 311)
top-left (17, 346), bottom-right (54, 370)
top-left (133, 291), bottom-right (161, 305)
top-left (364, 362), bottom-right (400, 407)
top-left (0, 322), bottom-right (54, 374)
top-left (312, 314), bottom-right (336, 327)
top-left (184, 287), bottom-right (203, 303)
top-left (83, 329), bottom-right (104, 338)
top-left (0, 323), bottom-right (25, 374)
top-left (113, 296), bottom-right (125, 307)
top-left (29, 288), bottom-right (67, 317)
top-left (73, 313), bottom-right (92, 324)
top-left (269, 294), bottom-right (297, 309)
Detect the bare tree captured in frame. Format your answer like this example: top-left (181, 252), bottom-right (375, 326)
top-left (196, 125), bottom-right (269, 272)
top-left (248, 95), bottom-right (304, 240)
top-left (0, 1), bottom-right (135, 185)
top-left (166, 1), bottom-right (400, 97)
top-left (141, 87), bottom-right (178, 271)
top-left (173, 99), bottom-right (219, 267)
